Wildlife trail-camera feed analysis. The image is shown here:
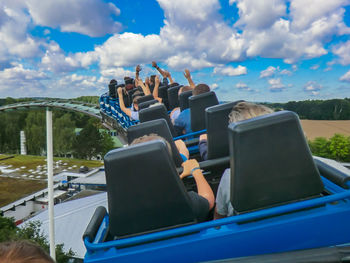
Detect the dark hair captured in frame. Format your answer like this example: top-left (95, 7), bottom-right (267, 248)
top-left (133, 95), bottom-right (142, 105)
top-left (109, 79), bottom-right (117, 85)
top-left (0, 240), bottom-right (55, 263)
top-left (150, 75), bottom-right (156, 84)
top-left (193, 83), bottom-right (210, 95)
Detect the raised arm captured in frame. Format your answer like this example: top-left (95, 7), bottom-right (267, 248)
top-left (117, 87), bottom-right (132, 118)
top-left (152, 61), bottom-right (167, 77)
top-left (152, 75), bottom-right (162, 102)
top-left (135, 65), bottom-right (141, 80)
top-left (180, 159), bottom-right (214, 210)
top-left (184, 69), bottom-right (195, 89)
top-left (135, 78), bottom-right (151, 96)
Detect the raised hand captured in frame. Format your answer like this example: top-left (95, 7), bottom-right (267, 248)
top-left (184, 69), bottom-right (191, 79)
top-left (136, 65), bottom-right (141, 72)
top-left (152, 61), bottom-right (158, 68)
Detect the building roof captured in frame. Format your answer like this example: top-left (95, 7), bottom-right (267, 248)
top-left (24, 191), bottom-right (108, 259)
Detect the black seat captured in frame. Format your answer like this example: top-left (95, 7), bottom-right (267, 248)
top-left (189, 91), bottom-right (219, 132)
top-left (158, 85), bottom-right (169, 109)
top-left (205, 101), bottom-right (243, 160)
top-left (137, 94), bottom-right (154, 105)
top-left (127, 119), bottom-right (183, 167)
top-left (167, 85), bottom-right (182, 110)
top-left (138, 99), bottom-right (159, 110)
top-left (104, 140), bottom-right (196, 238)
top-left (179, 90), bottom-right (192, 111)
top-left (228, 111), bottom-right (324, 214)
top-left (139, 104), bottom-right (176, 137)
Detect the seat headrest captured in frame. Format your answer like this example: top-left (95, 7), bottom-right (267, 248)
top-left (179, 90), bottom-right (193, 111)
top-left (127, 119), bottom-right (183, 167)
top-left (138, 99), bottom-right (159, 110)
top-left (104, 140), bottom-right (196, 238)
top-left (167, 85), bottom-right (182, 110)
top-left (205, 101), bottom-right (242, 159)
top-left (158, 85), bottom-right (170, 109)
top-left (139, 104), bottom-right (176, 137)
top-left (189, 91), bottom-right (219, 132)
top-left (137, 94), bottom-right (154, 105)
top-left (229, 111), bottom-right (324, 213)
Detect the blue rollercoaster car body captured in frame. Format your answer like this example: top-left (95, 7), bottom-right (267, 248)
top-left (86, 100), bottom-right (350, 262)
top-left (83, 175), bottom-right (350, 262)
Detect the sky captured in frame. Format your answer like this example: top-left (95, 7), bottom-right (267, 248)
top-left (0, 0), bottom-right (350, 102)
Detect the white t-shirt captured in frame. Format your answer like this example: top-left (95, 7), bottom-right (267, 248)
top-left (216, 168), bottom-right (234, 216)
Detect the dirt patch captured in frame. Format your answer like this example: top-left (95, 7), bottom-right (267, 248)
top-left (300, 120), bottom-right (350, 140)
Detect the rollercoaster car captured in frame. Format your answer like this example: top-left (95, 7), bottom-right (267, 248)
top-left (83, 111), bottom-right (350, 263)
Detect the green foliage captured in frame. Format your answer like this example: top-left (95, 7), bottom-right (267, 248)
top-left (268, 98), bottom-right (350, 120)
top-left (100, 130), bottom-right (116, 157)
top-left (74, 96), bottom-right (99, 105)
top-left (308, 134), bottom-right (350, 162)
top-left (24, 111), bottom-right (46, 155)
top-left (0, 217), bottom-right (75, 263)
top-left (328, 134), bottom-right (350, 161)
top-left (53, 113), bottom-right (76, 156)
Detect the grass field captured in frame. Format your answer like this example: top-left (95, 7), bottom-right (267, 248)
top-left (0, 155), bottom-right (103, 207)
top-left (300, 120), bottom-right (350, 140)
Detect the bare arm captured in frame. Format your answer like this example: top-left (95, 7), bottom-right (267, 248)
top-left (174, 139), bottom-right (189, 160)
top-left (117, 87), bottom-right (132, 118)
top-left (184, 69), bottom-right (195, 89)
top-left (152, 75), bottom-right (162, 102)
top-left (136, 78), bottom-right (151, 96)
top-left (165, 70), bottom-right (174, 84)
top-left (152, 61), bottom-right (174, 84)
top-left (180, 159), bottom-right (214, 210)
top-left (135, 65), bottom-right (141, 80)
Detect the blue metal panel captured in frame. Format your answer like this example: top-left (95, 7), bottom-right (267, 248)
top-left (84, 187), bottom-right (350, 262)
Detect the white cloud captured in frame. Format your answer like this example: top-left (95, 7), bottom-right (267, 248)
top-left (26, 0), bottom-right (122, 37)
top-left (232, 0), bottom-right (286, 30)
top-left (211, 83), bottom-right (219, 90)
top-left (0, 63), bottom-right (48, 97)
top-left (339, 70), bottom-right (350, 82)
top-left (332, 40), bottom-right (350, 65)
top-left (310, 64), bottom-right (320, 70)
top-left (280, 69), bottom-right (292, 75)
top-left (303, 81), bottom-right (323, 94)
top-left (268, 78), bottom-right (285, 92)
top-left (213, 65), bottom-right (247, 76)
top-left (260, 66), bottom-right (277, 78)
top-left (236, 82), bottom-right (251, 91)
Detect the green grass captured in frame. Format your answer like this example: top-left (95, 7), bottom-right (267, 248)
top-left (0, 154), bottom-right (104, 207)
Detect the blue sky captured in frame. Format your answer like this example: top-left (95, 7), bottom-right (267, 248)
top-left (0, 0), bottom-right (350, 102)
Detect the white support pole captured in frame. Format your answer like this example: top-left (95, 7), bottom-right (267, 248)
top-left (46, 108), bottom-right (56, 260)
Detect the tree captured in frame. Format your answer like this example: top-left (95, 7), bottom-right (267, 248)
top-left (0, 216), bottom-right (75, 263)
top-left (53, 113), bottom-right (76, 156)
top-left (308, 137), bottom-right (330, 158)
top-left (328, 134), bottom-right (350, 162)
top-left (24, 111), bottom-right (46, 155)
top-left (100, 130), bottom-right (115, 157)
top-left (73, 121), bottom-right (102, 159)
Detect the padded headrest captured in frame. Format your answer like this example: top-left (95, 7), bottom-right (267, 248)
top-left (158, 85), bottom-right (170, 109)
top-left (206, 101), bottom-right (242, 159)
top-left (189, 91), bottom-right (219, 132)
top-left (167, 85), bottom-right (182, 110)
top-left (179, 90), bottom-right (192, 111)
top-left (104, 140), bottom-right (196, 238)
top-left (127, 119), bottom-right (183, 167)
top-left (108, 83), bottom-right (117, 98)
top-left (137, 94), bottom-right (154, 105)
top-left (228, 111), bottom-right (324, 214)
top-left (138, 99), bottom-right (159, 110)
top-left (139, 104), bottom-right (176, 137)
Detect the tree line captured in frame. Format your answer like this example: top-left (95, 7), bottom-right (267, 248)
top-left (0, 108), bottom-right (115, 160)
top-left (267, 98), bottom-right (350, 120)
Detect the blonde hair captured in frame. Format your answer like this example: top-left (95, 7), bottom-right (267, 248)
top-left (228, 102), bottom-right (274, 123)
top-left (130, 133), bottom-right (172, 156)
top-left (0, 240), bottom-right (54, 263)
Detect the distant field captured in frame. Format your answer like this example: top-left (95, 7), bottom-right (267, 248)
top-left (300, 120), bottom-right (350, 140)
